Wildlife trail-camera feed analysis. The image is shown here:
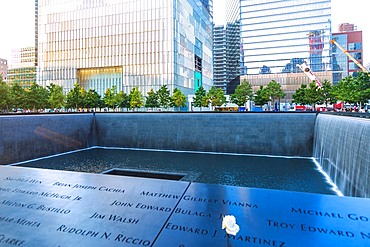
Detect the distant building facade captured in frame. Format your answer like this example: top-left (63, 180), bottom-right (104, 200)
top-left (36, 0), bottom-right (213, 97)
top-left (332, 24), bottom-right (364, 84)
top-left (234, 0), bottom-right (331, 102)
top-left (224, 0), bottom-right (241, 94)
top-left (7, 47), bottom-right (37, 87)
top-left (240, 0), bottom-right (331, 75)
top-left (0, 59), bottom-right (7, 81)
top-left (213, 23), bottom-right (240, 93)
top-left (213, 25), bottom-right (227, 92)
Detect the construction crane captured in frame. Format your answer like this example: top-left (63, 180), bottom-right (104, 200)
top-left (296, 61), bottom-right (322, 87)
top-left (330, 39), bottom-right (368, 73)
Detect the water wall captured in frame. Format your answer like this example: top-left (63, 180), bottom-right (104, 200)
top-left (0, 112), bottom-right (316, 165)
top-left (0, 114), bottom-right (95, 165)
top-left (314, 114), bottom-right (370, 198)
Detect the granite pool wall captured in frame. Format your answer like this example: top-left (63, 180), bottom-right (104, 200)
top-left (1, 112), bottom-right (316, 165)
top-left (4, 112), bottom-right (370, 197)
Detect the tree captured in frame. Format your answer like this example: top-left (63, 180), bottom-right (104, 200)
top-left (230, 79), bottom-right (253, 106)
top-left (305, 82), bottom-right (325, 108)
top-left (26, 83), bottom-right (49, 111)
top-left (9, 83), bottom-right (26, 111)
top-left (66, 83), bottom-right (84, 110)
top-left (254, 85), bottom-right (270, 106)
top-left (129, 87), bottom-right (144, 110)
top-left (79, 87), bottom-right (87, 109)
top-left (321, 80), bottom-right (335, 106)
top-left (157, 85), bottom-right (171, 108)
top-left (85, 89), bottom-right (101, 111)
top-left (332, 76), bottom-right (358, 104)
top-left (117, 91), bottom-right (130, 110)
top-left (145, 88), bottom-right (159, 109)
top-left (171, 88), bottom-right (187, 111)
top-left (0, 78), bottom-right (10, 112)
top-left (207, 86), bottom-right (226, 109)
top-left (103, 85), bottom-right (118, 111)
top-left (266, 80), bottom-right (286, 110)
top-left (47, 83), bottom-right (65, 110)
top-left (193, 86), bottom-right (208, 109)
top-left (354, 72), bottom-right (370, 106)
top-left (292, 84), bottom-right (310, 105)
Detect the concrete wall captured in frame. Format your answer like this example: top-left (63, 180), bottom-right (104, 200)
top-left (0, 114), bottom-right (95, 165)
top-left (95, 113), bottom-right (316, 157)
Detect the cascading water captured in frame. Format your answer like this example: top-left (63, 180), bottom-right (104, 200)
top-left (314, 114), bottom-right (370, 198)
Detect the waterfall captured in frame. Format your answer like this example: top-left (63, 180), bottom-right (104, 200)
top-left (314, 114), bottom-right (370, 198)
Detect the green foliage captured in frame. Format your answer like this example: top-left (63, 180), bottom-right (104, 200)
top-left (26, 83), bottom-right (49, 111)
top-left (331, 76), bottom-right (358, 104)
top-left (66, 83), bottom-right (83, 109)
top-left (47, 83), bottom-right (65, 109)
top-left (353, 72), bottom-right (370, 105)
top-left (117, 91), bottom-right (130, 110)
top-left (293, 82), bottom-right (329, 107)
top-left (193, 86), bottom-right (208, 108)
top-left (230, 79), bottom-right (253, 106)
top-left (305, 82), bottom-right (325, 107)
top-left (207, 86), bottom-right (226, 107)
top-left (171, 88), bottom-right (187, 109)
top-left (9, 83), bottom-right (26, 110)
top-left (85, 89), bottom-right (101, 110)
top-left (0, 78), bottom-right (10, 112)
top-left (103, 85), bottom-right (118, 110)
top-left (331, 72), bottom-right (370, 106)
top-left (292, 84), bottom-right (309, 105)
top-left (129, 87), bottom-right (144, 109)
top-left (266, 80), bottom-right (286, 104)
top-left (3, 71), bottom-right (370, 113)
top-left (321, 80), bottom-right (336, 105)
top-left (157, 85), bottom-right (171, 108)
top-left (254, 86), bottom-right (270, 106)
top-left (145, 89), bottom-right (159, 109)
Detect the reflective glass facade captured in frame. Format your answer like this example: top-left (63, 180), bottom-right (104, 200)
top-left (331, 34), bottom-right (347, 84)
top-left (213, 23), bottom-right (240, 93)
top-left (37, 0), bottom-right (213, 96)
top-left (240, 0), bottom-right (331, 75)
top-left (213, 25), bottom-right (227, 92)
top-left (332, 31), bottom-right (363, 84)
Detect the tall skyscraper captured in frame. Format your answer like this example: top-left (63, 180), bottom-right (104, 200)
top-left (36, 0), bottom-right (213, 97)
top-left (213, 22), bottom-right (240, 93)
top-left (213, 25), bottom-right (227, 92)
top-left (240, 0), bottom-right (331, 75)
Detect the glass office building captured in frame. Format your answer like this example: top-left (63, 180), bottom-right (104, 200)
top-left (240, 0), bottom-right (331, 75)
top-left (36, 0), bottom-right (213, 97)
top-left (213, 23), bottom-right (240, 93)
top-left (332, 30), bottom-right (363, 84)
top-left (213, 25), bottom-right (227, 92)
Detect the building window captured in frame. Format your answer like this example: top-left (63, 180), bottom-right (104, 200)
top-left (349, 62), bottom-right (359, 70)
top-left (348, 42), bottom-right (362, 50)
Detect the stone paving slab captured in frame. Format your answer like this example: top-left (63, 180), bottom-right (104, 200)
top-left (0, 166), bottom-right (370, 246)
top-left (155, 183), bottom-right (370, 246)
top-left (0, 166), bottom-right (189, 247)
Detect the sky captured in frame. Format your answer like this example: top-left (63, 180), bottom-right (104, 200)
top-left (0, 0), bottom-right (368, 65)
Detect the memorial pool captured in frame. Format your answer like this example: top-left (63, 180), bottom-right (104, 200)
top-left (11, 147), bottom-right (340, 196)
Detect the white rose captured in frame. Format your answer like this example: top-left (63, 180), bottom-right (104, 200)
top-left (222, 215), bottom-right (240, 236)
